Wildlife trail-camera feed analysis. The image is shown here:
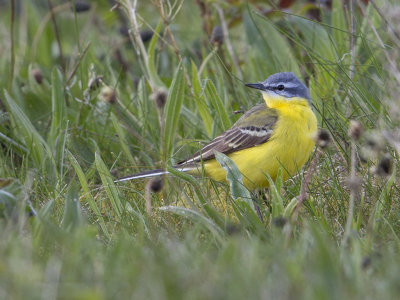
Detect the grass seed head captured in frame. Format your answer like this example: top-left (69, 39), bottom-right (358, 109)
top-left (100, 86), bottom-right (117, 104)
top-left (225, 223), bottom-right (241, 235)
top-left (210, 26), bottom-right (224, 46)
top-left (140, 30), bottom-right (154, 43)
top-left (348, 120), bottom-right (363, 141)
top-left (32, 68), bottom-right (43, 84)
top-left (371, 154), bottom-right (393, 177)
top-left (151, 88), bottom-right (167, 110)
top-left (314, 129), bottom-right (331, 149)
top-left (361, 256), bottom-right (372, 270)
top-left (72, 0), bottom-right (91, 13)
top-left (88, 76), bottom-right (103, 91)
top-left (272, 216), bottom-right (287, 228)
top-left (147, 177), bottom-right (164, 193)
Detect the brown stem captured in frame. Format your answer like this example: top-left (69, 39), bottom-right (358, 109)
top-left (285, 149), bottom-right (322, 248)
top-left (214, 4), bottom-right (243, 80)
top-left (342, 140), bottom-right (356, 245)
top-left (295, 149), bottom-right (322, 213)
top-left (66, 42), bottom-right (91, 85)
top-left (47, 0), bottom-right (66, 71)
top-left (9, 0), bottom-right (15, 89)
top-left (155, 0), bottom-right (193, 92)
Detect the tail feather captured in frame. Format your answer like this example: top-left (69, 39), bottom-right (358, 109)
top-left (115, 165), bottom-right (198, 183)
top-left (114, 169), bottom-right (169, 183)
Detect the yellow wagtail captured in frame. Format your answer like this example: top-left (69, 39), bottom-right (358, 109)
top-left (116, 72), bottom-right (318, 189)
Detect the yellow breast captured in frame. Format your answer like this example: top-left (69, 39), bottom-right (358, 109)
top-left (203, 97), bottom-right (317, 189)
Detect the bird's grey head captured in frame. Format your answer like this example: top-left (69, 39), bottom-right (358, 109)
top-left (245, 72), bottom-right (310, 103)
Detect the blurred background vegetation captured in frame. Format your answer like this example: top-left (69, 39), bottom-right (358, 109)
top-left (1, 0), bottom-right (400, 298)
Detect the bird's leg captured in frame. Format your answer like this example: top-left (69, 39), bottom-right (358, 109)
top-left (255, 203), bottom-right (263, 222)
top-left (252, 189), bottom-right (266, 222)
top-left (260, 189), bottom-right (272, 213)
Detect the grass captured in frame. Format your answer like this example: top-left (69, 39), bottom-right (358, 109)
top-left (1, 0), bottom-right (400, 298)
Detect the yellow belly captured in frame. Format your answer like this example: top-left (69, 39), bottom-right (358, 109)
top-left (198, 99), bottom-right (317, 189)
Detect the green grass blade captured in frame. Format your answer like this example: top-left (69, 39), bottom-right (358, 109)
top-left (204, 80), bottom-right (231, 132)
top-left (166, 165), bottom-right (224, 229)
top-left (370, 167), bottom-right (396, 232)
top-left (283, 197), bottom-right (299, 218)
top-left (95, 152), bottom-right (124, 221)
top-left (191, 61), bottom-right (213, 137)
top-left (214, 151), bottom-right (252, 207)
top-left (48, 68), bottom-right (66, 148)
top-left (3, 90), bottom-right (53, 171)
top-left (265, 171), bottom-right (285, 218)
top-left (68, 151), bottom-right (110, 238)
top-left (110, 112), bottom-right (136, 166)
top-left (214, 151), bottom-right (263, 229)
top-left (331, 0), bottom-right (349, 56)
top-left (159, 206), bottom-right (223, 242)
top-left (61, 183), bottom-right (84, 232)
top-left (147, 21), bottom-right (164, 87)
top-left (163, 61), bottom-right (185, 160)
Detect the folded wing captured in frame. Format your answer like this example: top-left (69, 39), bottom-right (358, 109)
top-left (178, 103), bottom-right (279, 165)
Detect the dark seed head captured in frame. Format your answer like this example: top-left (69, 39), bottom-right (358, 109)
top-left (314, 129), bottom-right (331, 149)
top-left (119, 26), bottom-right (129, 37)
top-left (110, 169), bottom-right (118, 177)
top-left (361, 256), bottom-right (371, 270)
top-left (210, 26), bottom-right (224, 46)
top-left (225, 223), bottom-right (241, 235)
top-left (88, 76), bottom-right (103, 91)
top-left (272, 216), bottom-right (287, 228)
top-left (372, 154), bottom-right (393, 176)
top-left (148, 177), bottom-right (163, 193)
top-left (72, 0), bottom-right (91, 13)
top-left (32, 68), bottom-right (43, 84)
top-left (140, 30), bottom-right (154, 43)
top-left (151, 88), bottom-right (167, 110)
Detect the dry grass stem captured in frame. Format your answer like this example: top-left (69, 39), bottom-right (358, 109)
top-left (214, 4), bottom-right (243, 80)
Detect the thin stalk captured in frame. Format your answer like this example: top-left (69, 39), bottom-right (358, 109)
top-left (155, 0), bottom-right (193, 92)
top-left (285, 149), bottom-right (322, 248)
top-left (120, 0), bottom-right (153, 89)
top-left (369, 0), bottom-right (400, 43)
top-left (47, 0), bottom-right (65, 71)
top-left (66, 42), bottom-right (91, 85)
top-left (356, 0), bottom-right (398, 80)
top-left (9, 0), bottom-right (15, 89)
top-left (343, 140), bottom-right (356, 245)
top-left (198, 47), bottom-right (218, 76)
top-left (214, 4), bottom-right (243, 80)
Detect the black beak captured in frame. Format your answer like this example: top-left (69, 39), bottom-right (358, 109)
top-left (245, 82), bottom-right (266, 91)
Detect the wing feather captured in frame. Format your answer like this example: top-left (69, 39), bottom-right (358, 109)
top-left (177, 103), bottom-right (278, 165)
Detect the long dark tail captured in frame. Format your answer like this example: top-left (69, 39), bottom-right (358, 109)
top-left (114, 169), bottom-right (169, 183)
top-left (114, 165), bottom-right (195, 183)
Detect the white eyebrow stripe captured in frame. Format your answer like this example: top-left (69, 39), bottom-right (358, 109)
top-left (279, 82), bottom-right (297, 88)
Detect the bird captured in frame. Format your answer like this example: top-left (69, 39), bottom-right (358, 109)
top-left (116, 72), bottom-right (318, 190)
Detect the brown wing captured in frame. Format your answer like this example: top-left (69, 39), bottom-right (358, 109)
top-left (177, 103), bottom-right (278, 166)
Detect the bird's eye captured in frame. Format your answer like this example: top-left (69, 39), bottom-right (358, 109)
top-left (277, 84), bottom-right (285, 91)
